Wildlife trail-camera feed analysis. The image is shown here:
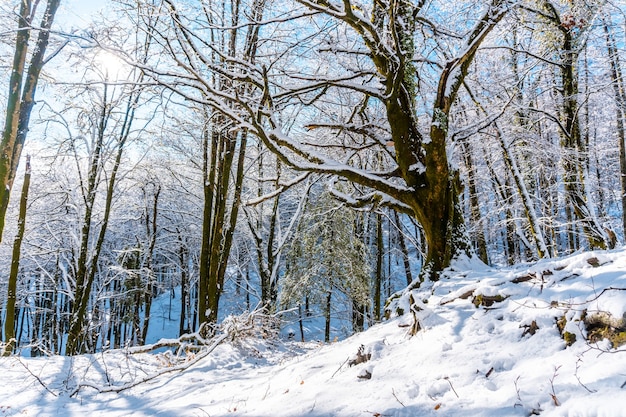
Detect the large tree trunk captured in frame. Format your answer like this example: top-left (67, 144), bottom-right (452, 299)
top-left (381, 79), bottom-right (469, 283)
top-left (198, 124), bottom-right (247, 329)
top-left (559, 35), bottom-right (606, 249)
top-left (410, 150), bottom-right (468, 282)
top-left (195, 0), bottom-right (265, 330)
top-left (387, 1), bottom-right (509, 282)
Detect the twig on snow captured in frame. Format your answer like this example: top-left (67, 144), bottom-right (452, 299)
top-left (549, 365), bottom-right (561, 406)
top-left (17, 359), bottom-right (58, 397)
top-left (575, 357), bottom-right (596, 393)
top-left (444, 376), bottom-right (459, 398)
top-left (391, 388), bottom-right (406, 407)
top-left (330, 357), bottom-right (349, 379)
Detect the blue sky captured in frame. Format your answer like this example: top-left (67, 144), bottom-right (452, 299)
top-left (56, 0), bottom-right (107, 29)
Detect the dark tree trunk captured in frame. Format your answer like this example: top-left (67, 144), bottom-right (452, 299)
top-left (66, 65), bottom-right (144, 354)
top-left (65, 83), bottom-right (110, 355)
top-left (324, 291), bottom-right (332, 343)
top-left (373, 213), bottom-right (383, 321)
top-left (178, 236), bottom-right (189, 336)
top-left (3, 156), bottom-right (31, 356)
top-left (539, 2), bottom-right (607, 250)
top-left (394, 211), bottom-right (413, 286)
top-left (352, 299), bottom-right (365, 333)
top-left (141, 184), bottom-right (161, 344)
top-left (196, 0), bottom-right (264, 330)
top-left (198, 127), bottom-right (247, 329)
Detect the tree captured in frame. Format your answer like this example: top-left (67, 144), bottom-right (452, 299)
top-left (282, 190), bottom-right (370, 341)
top-left (3, 156), bottom-right (31, 356)
top-left (140, 0), bottom-right (270, 330)
top-left (62, 19), bottom-right (155, 353)
top-left (0, 0), bottom-right (61, 242)
top-left (141, 0), bottom-right (514, 282)
top-left (530, 0), bottom-right (609, 249)
top-left (243, 147), bottom-right (311, 313)
top-left (603, 15), bottom-right (626, 240)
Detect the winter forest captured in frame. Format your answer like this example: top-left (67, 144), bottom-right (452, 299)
top-left (0, 0), bottom-right (626, 414)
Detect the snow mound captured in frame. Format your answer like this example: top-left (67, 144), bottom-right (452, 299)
top-left (1, 249), bottom-right (625, 416)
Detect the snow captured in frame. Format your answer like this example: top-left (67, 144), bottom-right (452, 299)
top-left (1, 249), bottom-right (626, 416)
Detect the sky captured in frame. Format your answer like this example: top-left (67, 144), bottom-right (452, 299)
top-left (56, 0), bottom-right (107, 30)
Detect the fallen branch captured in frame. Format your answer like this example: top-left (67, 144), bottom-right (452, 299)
top-left (125, 323), bottom-right (215, 355)
top-left (69, 309), bottom-right (273, 397)
top-left (70, 332), bottom-right (228, 397)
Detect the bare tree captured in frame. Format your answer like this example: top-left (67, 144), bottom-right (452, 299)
top-left (141, 0), bottom-right (514, 282)
top-left (0, 0), bottom-right (61, 242)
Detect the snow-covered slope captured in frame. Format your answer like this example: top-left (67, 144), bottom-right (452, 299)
top-left (1, 249), bottom-right (625, 416)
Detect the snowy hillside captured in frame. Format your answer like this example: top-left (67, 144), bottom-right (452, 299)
top-left (0, 249), bottom-right (625, 416)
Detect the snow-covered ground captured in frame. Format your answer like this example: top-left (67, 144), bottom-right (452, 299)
top-left (1, 249), bottom-right (625, 416)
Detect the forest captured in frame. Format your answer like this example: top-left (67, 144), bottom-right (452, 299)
top-left (0, 0), bottom-right (625, 358)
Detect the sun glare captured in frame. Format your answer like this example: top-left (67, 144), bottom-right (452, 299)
top-left (94, 50), bottom-right (128, 81)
